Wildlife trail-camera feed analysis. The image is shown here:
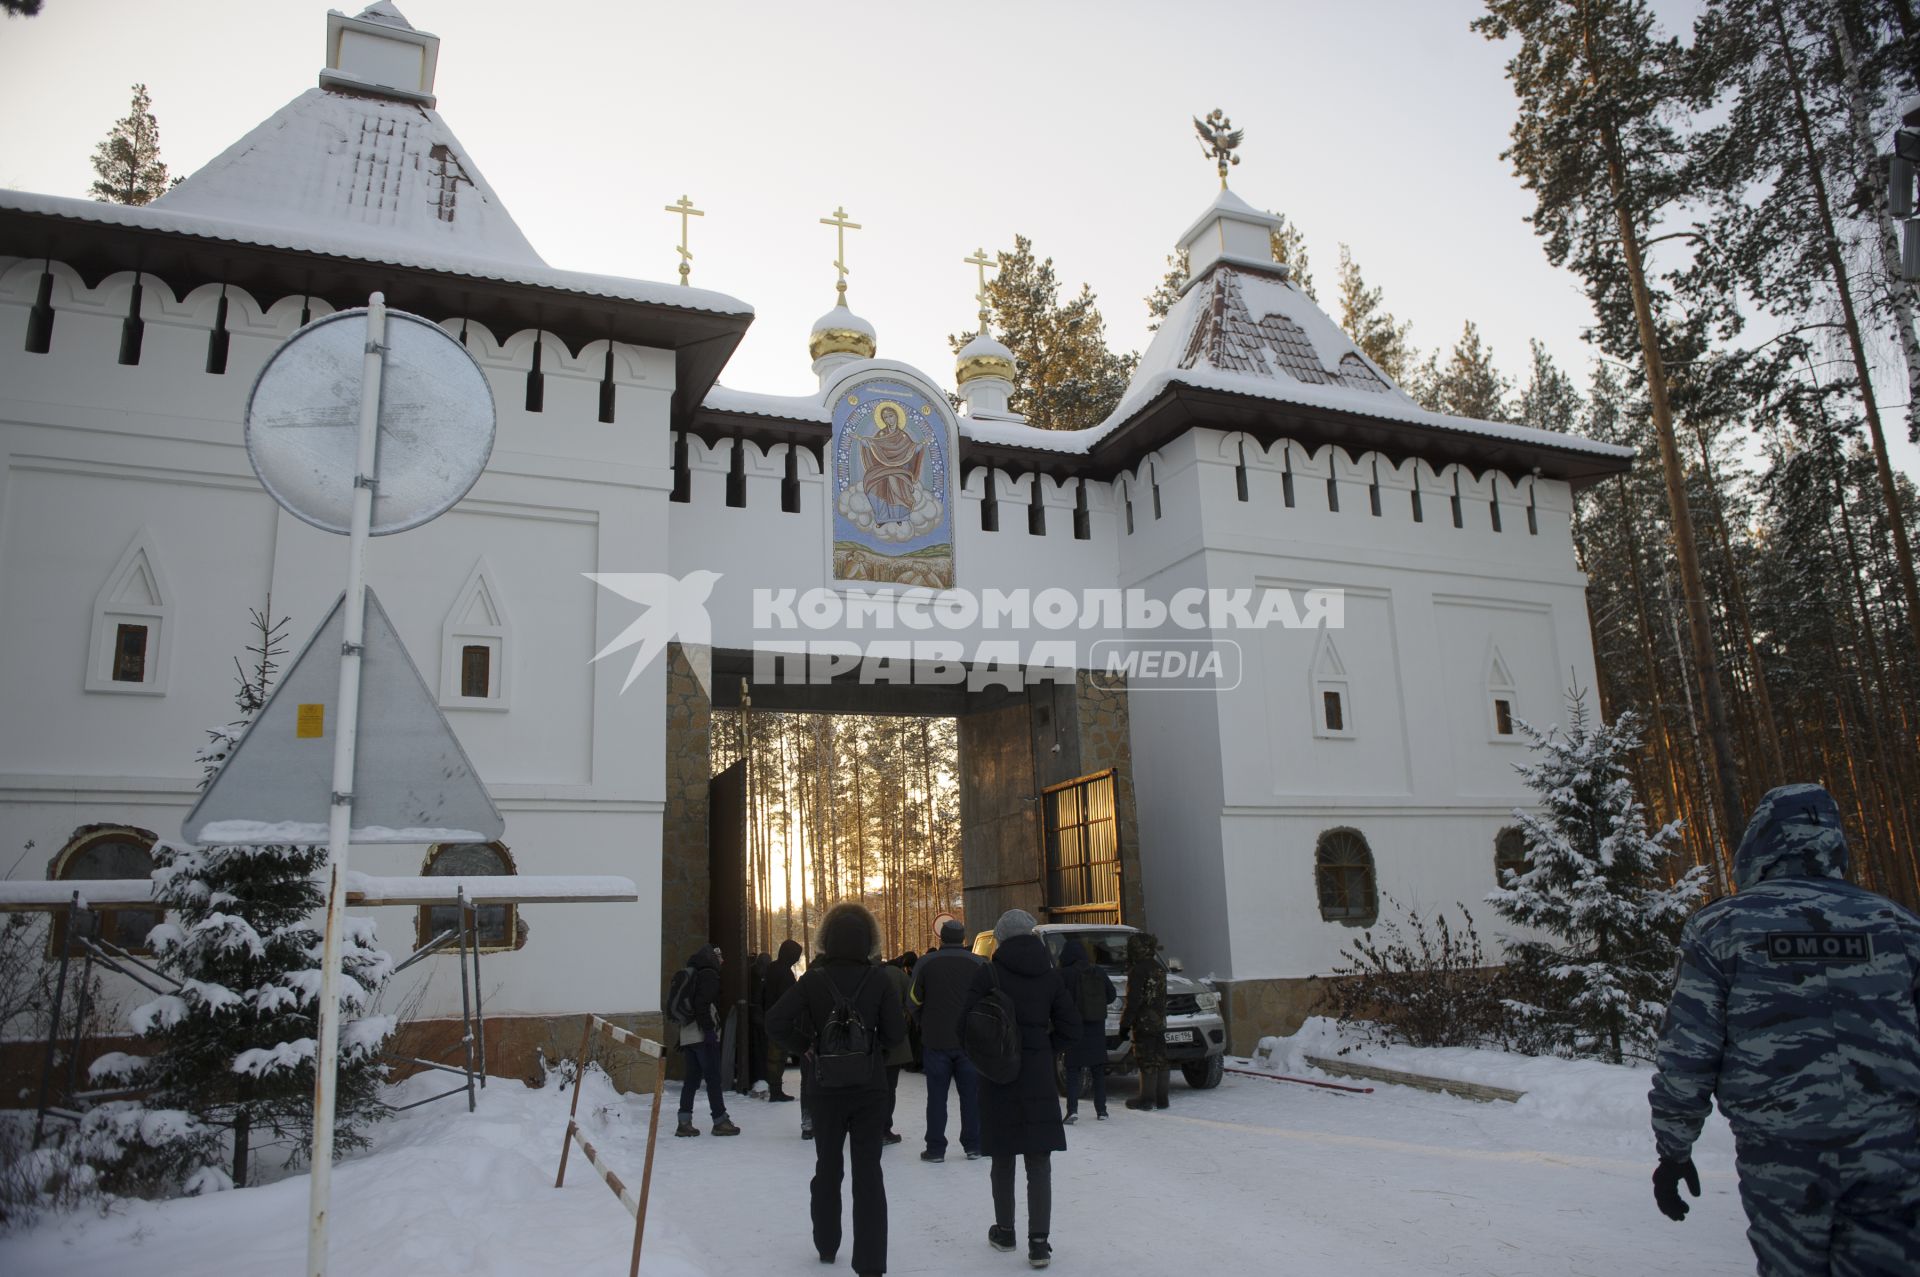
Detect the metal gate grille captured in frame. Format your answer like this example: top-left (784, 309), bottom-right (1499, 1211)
top-left (1042, 769), bottom-right (1123, 924)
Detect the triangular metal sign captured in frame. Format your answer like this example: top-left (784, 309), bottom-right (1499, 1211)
top-left (182, 588), bottom-right (504, 846)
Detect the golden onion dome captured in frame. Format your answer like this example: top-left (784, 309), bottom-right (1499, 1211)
top-left (809, 302), bottom-right (876, 361)
top-left (955, 329), bottom-right (1016, 386)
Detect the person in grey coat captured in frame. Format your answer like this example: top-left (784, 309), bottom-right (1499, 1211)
top-left (1649, 782), bottom-right (1920, 1275)
top-left (963, 909), bottom-right (1078, 1270)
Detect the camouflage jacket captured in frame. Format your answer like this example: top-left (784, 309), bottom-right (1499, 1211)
top-left (1649, 784), bottom-right (1920, 1159)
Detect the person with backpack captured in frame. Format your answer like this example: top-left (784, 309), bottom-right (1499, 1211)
top-left (1058, 938), bottom-right (1117, 1124)
top-left (1120, 931), bottom-right (1169, 1112)
top-left (668, 943), bottom-right (739, 1137)
top-left (962, 909), bottom-right (1079, 1270)
top-left (767, 902), bottom-right (905, 1277)
top-left (759, 938), bottom-right (803, 1102)
top-left (909, 918), bottom-right (983, 1163)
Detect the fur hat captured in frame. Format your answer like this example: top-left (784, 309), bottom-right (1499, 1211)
top-left (993, 908), bottom-right (1037, 943)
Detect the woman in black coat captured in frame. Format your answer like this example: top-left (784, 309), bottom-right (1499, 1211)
top-left (1057, 938), bottom-right (1117, 1123)
top-left (767, 902), bottom-right (904, 1277)
top-left (963, 909), bottom-right (1078, 1269)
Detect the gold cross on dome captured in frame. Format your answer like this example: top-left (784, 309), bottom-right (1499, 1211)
top-left (821, 205), bottom-right (861, 301)
top-left (965, 247), bottom-right (996, 325)
top-left (664, 195), bottom-right (704, 286)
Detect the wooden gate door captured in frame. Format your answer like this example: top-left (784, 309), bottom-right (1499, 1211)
top-left (1041, 769), bottom-right (1124, 924)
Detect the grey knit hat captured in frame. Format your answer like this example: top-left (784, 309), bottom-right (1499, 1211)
top-left (993, 908), bottom-right (1037, 943)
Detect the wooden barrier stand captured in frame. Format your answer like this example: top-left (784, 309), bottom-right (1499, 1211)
top-left (554, 1016), bottom-right (668, 1277)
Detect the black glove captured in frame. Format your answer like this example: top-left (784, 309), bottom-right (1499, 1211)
top-left (1652, 1156), bottom-right (1700, 1221)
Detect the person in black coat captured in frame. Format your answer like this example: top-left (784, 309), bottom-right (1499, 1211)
top-left (768, 903), bottom-right (905, 1277)
top-left (759, 938), bottom-right (803, 1101)
top-left (963, 909), bottom-right (1078, 1269)
top-left (1058, 938), bottom-right (1117, 1123)
top-left (672, 944), bottom-right (739, 1137)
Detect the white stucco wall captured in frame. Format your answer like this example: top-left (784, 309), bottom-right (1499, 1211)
top-left (0, 256), bottom-right (670, 1028)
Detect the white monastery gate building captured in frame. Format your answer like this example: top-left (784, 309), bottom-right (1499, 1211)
top-left (0, 5), bottom-right (1631, 1071)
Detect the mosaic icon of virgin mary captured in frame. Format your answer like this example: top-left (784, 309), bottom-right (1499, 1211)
top-left (831, 383), bottom-right (954, 587)
top-left (858, 400), bottom-right (928, 523)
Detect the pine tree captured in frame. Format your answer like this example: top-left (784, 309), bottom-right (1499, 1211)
top-left (955, 235), bottom-right (1137, 432)
top-left (86, 606), bottom-right (393, 1191)
top-left (1335, 245), bottom-right (1417, 382)
top-left (1418, 321), bottom-right (1511, 420)
top-left (1145, 248), bottom-right (1190, 332)
top-left (89, 83), bottom-right (175, 206)
top-left (1515, 340), bottom-right (1583, 433)
top-left (1488, 689), bottom-right (1709, 1062)
top-left (3, 0), bottom-right (46, 17)
top-left (1478, 0), bottom-right (1750, 860)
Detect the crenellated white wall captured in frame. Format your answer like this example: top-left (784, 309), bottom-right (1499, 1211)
top-left (0, 256), bottom-right (672, 1027)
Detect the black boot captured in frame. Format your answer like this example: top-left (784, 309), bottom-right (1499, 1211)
top-left (988, 1225), bottom-right (1016, 1251)
top-left (1028, 1235), bottom-right (1052, 1268)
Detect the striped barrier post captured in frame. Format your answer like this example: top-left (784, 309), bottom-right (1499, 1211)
top-left (554, 1015), bottom-right (668, 1277)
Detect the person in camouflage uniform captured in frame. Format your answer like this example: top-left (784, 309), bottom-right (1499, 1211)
top-left (1648, 782), bottom-right (1920, 1275)
top-left (1121, 931), bottom-right (1170, 1111)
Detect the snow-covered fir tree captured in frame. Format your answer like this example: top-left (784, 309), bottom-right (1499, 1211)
top-left (1486, 689), bottom-right (1708, 1063)
top-left (87, 606), bottom-right (393, 1191)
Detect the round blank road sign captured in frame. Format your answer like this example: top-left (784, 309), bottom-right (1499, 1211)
top-left (246, 306), bottom-right (496, 536)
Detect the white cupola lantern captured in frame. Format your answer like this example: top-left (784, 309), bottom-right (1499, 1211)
top-left (1177, 188), bottom-right (1285, 284)
top-left (321, 3), bottom-right (441, 104)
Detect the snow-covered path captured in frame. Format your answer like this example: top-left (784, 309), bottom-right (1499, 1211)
top-left (2, 1063), bottom-right (1754, 1275)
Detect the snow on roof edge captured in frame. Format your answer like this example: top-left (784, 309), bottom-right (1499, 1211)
top-left (0, 189), bottom-right (754, 319)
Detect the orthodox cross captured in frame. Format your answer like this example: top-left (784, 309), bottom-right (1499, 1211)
top-left (1194, 109), bottom-right (1244, 189)
top-left (964, 247), bottom-right (996, 327)
top-left (664, 194), bottom-right (704, 286)
top-left (821, 205), bottom-right (861, 302)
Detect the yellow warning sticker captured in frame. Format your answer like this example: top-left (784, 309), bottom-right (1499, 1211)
top-left (296, 704), bottom-right (325, 739)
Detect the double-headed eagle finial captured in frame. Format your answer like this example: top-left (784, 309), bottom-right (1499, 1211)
top-left (1195, 109), bottom-right (1244, 190)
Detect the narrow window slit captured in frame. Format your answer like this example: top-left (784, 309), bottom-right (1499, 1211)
top-left (1150, 464), bottom-right (1162, 520)
top-left (1450, 475), bottom-right (1464, 528)
top-left (1326, 476), bottom-right (1340, 513)
top-left (24, 268), bottom-right (55, 354)
top-left (1028, 478), bottom-right (1047, 536)
top-left (1489, 493), bottom-right (1502, 532)
top-left (1281, 461), bottom-right (1295, 508)
top-left (1072, 479), bottom-right (1090, 540)
top-left (670, 431), bottom-right (691, 503)
top-left (725, 437), bottom-right (746, 507)
top-left (1411, 488), bottom-right (1424, 522)
top-left (1526, 483), bottom-right (1539, 535)
top-left (1368, 468), bottom-right (1382, 517)
top-left (205, 287), bottom-right (231, 375)
top-left (597, 346), bottom-right (616, 423)
top-left (981, 469), bottom-right (1000, 531)
top-left (1121, 481), bottom-right (1134, 535)
top-left (118, 278), bottom-right (145, 366)
top-left (781, 443), bottom-right (801, 514)
top-left (1235, 441), bottom-right (1249, 502)
top-left (524, 335), bottom-right (545, 412)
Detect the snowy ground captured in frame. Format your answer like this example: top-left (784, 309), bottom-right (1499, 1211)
top-left (2, 1034), bottom-right (1755, 1275)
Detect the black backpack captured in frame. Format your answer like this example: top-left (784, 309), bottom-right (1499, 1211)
top-left (814, 967), bottom-right (878, 1089)
top-left (1075, 966), bottom-right (1108, 1024)
top-left (964, 963), bottom-right (1022, 1085)
top-left (666, 965), bottom-right (698, 1026)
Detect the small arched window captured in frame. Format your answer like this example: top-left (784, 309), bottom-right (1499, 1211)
top-left (1494, 826), bottom-right (1532, 885)
top-left (417, 841), bottom-right (526, 953)
top-left (1314, 827), bottom-right (1377, 925)
top-left (49, 824), bottom-right (160, 955)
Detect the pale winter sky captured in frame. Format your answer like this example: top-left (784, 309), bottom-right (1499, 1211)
top-left (2, 0), bottom-right (1916, 477)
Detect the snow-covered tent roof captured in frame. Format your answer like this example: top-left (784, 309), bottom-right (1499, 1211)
top-left (0, 3), bottom-right (753, 424)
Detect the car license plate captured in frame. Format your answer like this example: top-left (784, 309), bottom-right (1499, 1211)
top-left (1164, 1029), bottom-right (1194, 1044)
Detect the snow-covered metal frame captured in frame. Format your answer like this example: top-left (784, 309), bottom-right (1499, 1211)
top-left (553, 1015), bottom-right (667, 1277)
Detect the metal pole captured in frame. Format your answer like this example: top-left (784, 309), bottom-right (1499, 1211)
top-left (456, 887), bottom-right (476, 1113)
top-left (470, 898), bottom-right (486, 1087)
top-left (307, 292), bottom-right (386, 1277)
top-left (553, 1016), bottom-right (595, 1189)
